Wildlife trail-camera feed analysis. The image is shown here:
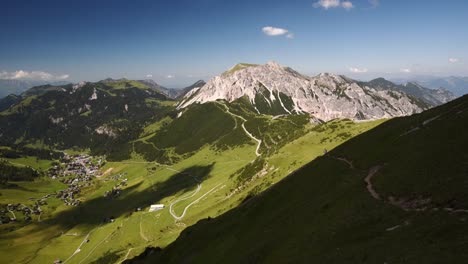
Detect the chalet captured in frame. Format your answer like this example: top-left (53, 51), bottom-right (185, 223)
top-left (148, 204), bottom-right (164, 212)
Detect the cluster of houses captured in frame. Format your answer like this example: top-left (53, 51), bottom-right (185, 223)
top-left (0, 203), bottom-right (42, 224)
top-left (49, 154), bottom-right (105, 179)
top-left (104, 178), bottom-right (128, 199)
top-left (47, 154), bottom-right (106, 207)
top-left (1, 154), bottom-right (107, 225)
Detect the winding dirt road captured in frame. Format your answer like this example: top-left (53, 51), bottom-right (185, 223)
top-left (169, 184), bottom-right (202, 220)
top-left (170, 184), bottom-right (222, 221)
top-left (217, 102), bottom-right (262, 157)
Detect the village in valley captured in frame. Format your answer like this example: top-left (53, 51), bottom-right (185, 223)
top-left (1, 154), bottom-right (106, 224)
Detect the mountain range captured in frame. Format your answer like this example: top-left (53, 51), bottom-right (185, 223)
top-left (0, 79), bottom-right (71, 99)
top-left (392, 76), bottom-right (468, 97)
top-left (179, 61), bottom-right (453, 121)
top-left (0, 62), bottom-right (456, 160)
top-left (0, 78), bottom-right (205, 101)
top-left (0, 62), bottom-right (464, 264)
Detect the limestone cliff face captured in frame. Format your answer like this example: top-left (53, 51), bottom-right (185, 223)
top-left (178, 61), bottom-right (428, 121)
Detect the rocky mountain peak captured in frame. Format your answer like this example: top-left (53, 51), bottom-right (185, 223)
top-left (178, 62), bottom-right (430, 121)
top-left (265, 61), bottom-right (283, 70)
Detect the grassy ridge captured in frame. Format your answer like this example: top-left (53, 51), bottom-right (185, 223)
top-left (129, 95), bottom-right (468, 263)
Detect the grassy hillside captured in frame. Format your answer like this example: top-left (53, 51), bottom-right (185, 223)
top-left (0, 114), bottom-right (380, 264)
top-left (129, 95), bottom-right (468, 263)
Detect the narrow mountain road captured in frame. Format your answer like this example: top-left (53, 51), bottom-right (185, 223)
top-left (7, 208), bottom-right (16, 220)
top-left (171, 183), bottom-right (223, 221)
top-left (119, 248), bottom-right (133, 264)
top-left (139, 214), bottom-right (149, 242)
top-left (63, 231), bottom-right (93, 264)
top-left (217, 102), bottom-right (262, 156)
top-left (169, 184), bottom-right (202, 221)
top-left (78, 229), bottom-right (117, 264)
top-left (119, 162), bottom-right (224, 220)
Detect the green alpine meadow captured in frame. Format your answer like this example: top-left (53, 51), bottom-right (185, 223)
top-left (1, 1), bottom-right (467, 263)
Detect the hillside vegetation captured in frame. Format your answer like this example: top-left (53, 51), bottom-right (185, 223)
top-left (0, 103), bottom-right (380, 263)
top-left (129, 95), bottom-right (468, 264)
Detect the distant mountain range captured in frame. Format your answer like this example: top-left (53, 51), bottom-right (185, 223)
top-left (363, 78), bottom-right (455, 106)
top-left (0, 78), bottom-right (205, 100)
top-left (391, 76), bottom-right (468, 96)
top-left (138, 79), bottom-right (206, 99)
top-left (0, 79), bottom-right (71, 99)
top-left (179, 61), bottom-right (454, 121)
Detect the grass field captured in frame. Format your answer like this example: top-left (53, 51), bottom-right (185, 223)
top-left (0, 115), bottom-right (382, 263)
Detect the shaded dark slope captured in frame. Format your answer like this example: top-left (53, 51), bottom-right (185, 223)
top-left (129, 95), bottom-right (468, 264)
top-left (0, 94), bottom-right (21, 112)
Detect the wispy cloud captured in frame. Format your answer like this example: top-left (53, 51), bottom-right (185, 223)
top-left (146, 74), bottom-right (153, 78)
top-left (349, 67), bottom-right (368, 73)
top-left (0, 70), bottom-right (69, 81)
top-left (313, 0), bottom-right (340, 9)
top-left (342, 1), bottom-right (354, 10)
top-left (400, 68), bottom-right (412, 73)
top-left (262, 26), bottom-right (289, 36)
top-left (369, 0), bottom-right (379, 8)
top-left (448, 58), bottom-right (459, 63)
top-left (166, 75), bottom-right (175, 79)
top-left (313, 0), bottom-right (354, 10)
top-left (286, 33), bottom-right (295, 39)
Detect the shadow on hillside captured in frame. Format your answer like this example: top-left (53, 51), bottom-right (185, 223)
top-left (30, 164), bottom-right (214, 230)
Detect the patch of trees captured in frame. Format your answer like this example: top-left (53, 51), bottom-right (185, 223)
top-left (0, 160), bottom-right (40, 184)
top-left (0, 146), bottom-right (64, 160)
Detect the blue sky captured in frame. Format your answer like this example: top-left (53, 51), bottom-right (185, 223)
top-left (1, 0), bottom-right (467, 87)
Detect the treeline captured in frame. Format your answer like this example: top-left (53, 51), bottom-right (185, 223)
top-left (0, 146), bottom-right (64, 160)
top-left (0, 160), bottom-right (40, 184)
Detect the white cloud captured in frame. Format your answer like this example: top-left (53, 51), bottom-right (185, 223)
top-left (146, 74), bottom-right (153, 78)
top-left (349, 67), bottom-right (368, 73)
top-left (369, 0), bottom-right (379, 8)
top-left (400, 68), bottom-right (412, 73)
top-left (448, 58), bottom-right (459, 63)
top-left (0, 70), bottom-right (69, 81)
top-left (313, 0), bottom-right (340, 9)
top-left (342, 1), bottom-right (354, 10)
top-left (262, 26), bottom-right (289, 36)
top-left (166, 75), bottom-right (175, 79)
top-left (286, 33), bottom-right (295, 39)
top-left (313, 0), bottom-right (354, 10)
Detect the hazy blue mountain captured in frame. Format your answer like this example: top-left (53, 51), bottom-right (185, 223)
top-left (364, 78), bottom-right (456, 106)
top-left (0, 79), bottom-right (70, 99)
top-left (391, 76), bottom-right (468, 96)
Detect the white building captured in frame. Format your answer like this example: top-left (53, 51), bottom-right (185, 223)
top-left (148, 204), bottom-right (164, 212)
